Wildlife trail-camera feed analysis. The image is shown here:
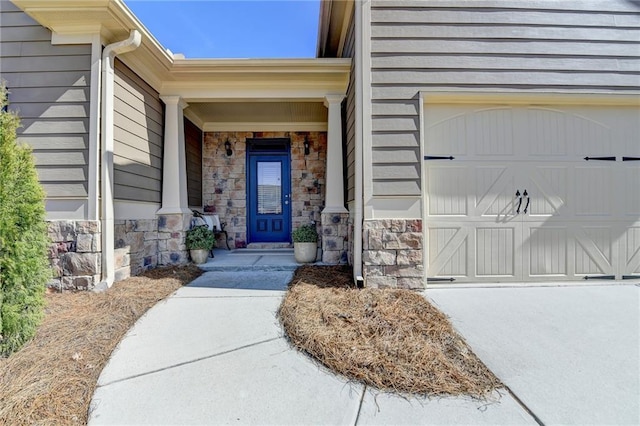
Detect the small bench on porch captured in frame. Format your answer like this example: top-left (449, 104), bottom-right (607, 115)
top-left (191, 210), bottom-right (231, 251)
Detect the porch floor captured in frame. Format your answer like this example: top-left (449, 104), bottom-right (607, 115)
top-left (198, 248), bottom-right (308, 272)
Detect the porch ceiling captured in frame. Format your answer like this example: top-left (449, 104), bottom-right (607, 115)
top-left (186, 101), bottom-right (329, 132)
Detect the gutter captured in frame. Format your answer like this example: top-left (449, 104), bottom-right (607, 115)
top-left (96, 30), bottom-right (142, 291)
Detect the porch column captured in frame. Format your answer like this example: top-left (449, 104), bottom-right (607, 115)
top-left (322, 94), bottom-right (347, 214)
top-left (321, 94), bottom-right (348, 264)
top-left (157, 95), bottom-right (189, 215)
top-left (156, 95), bottom-right (190, 266)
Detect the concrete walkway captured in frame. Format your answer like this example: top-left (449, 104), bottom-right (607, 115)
top-left (88, 260), bottom-right (639, 425)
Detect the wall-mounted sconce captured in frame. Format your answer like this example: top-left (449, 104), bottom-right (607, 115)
top-left (224, 139), bottom-right (233, 156)
top-left (303, 135), bottom-right (310, 156)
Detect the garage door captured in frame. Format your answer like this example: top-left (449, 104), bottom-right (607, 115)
top-left (424, 102), bottom-right (640, 283)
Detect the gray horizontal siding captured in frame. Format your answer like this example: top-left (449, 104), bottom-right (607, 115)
top-left (0, 2), bottom-right (91, 199)
top-left (113, 59), bottom-right (164, 203)
top-left (343, 11), bottom-right (356, 203)
top-left (185, 118), bottom-right (202, 207)
top-left (369, 0), bottom-right (640, 197)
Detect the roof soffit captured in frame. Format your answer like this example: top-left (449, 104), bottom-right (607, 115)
top-left (317, 0), bottom-right (353, 58)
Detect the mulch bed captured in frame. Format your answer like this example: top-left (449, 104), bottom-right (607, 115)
top-left (0, 265), bottom-right (202, 426)
top-left (278, 265), bottom-right (501, 397)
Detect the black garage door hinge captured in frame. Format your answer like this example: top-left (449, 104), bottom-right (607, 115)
top-left (427, 277), bottom-right (456, 282)
top-left (622, 157), bottom-right (640, 162)
top-left (622, 275), bottom-right (640, 280)
top-left (424, 156), bottom-right (455, 161)
top-left (583, 275), bottom-right (615, 280)
top-left (583, 156), bottom-right (616, 161)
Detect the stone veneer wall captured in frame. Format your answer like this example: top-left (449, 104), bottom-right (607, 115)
top-left (362, 219), bottom-right (424, 289)
top-left (47, 220), bottom-right (101, 291)
top-left (202, 132), bottom-right (327, 249)
top-left (321, 212), bottom-right (349, 264)
top-left (47, 213), bottom-right (189, 291)
top-left (114, 214), bottom-right (189, 282)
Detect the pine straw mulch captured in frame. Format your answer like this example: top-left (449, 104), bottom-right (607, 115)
top-left (278, 265), bottom-right (502, 398)
top-left (0, 264), bottom-right (202, 426)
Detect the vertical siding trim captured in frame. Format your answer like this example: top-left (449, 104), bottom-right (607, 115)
top-left (361, 0), bottom-right (374, 218)
top-left (87, 35), bottom-right (102, 221)
top-left (353, 0), bottom-right (369, 282)
top-left (418, 91), bottom-right (428, 279)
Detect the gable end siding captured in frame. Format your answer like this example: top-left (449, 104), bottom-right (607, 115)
top-left (113, 58), bottom-right (164, 203)
top-left (0, 1), bottom-right (91, 199)
top-left (370, 0), bottom-right (640, 197)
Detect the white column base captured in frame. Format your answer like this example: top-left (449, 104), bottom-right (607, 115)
top-left (322, 206), bottom-right (349, 214)
top-left (156, 207), bottom-right (192, 215)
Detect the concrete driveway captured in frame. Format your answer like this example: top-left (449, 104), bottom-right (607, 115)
top-left (89, 267), bottom-right (639, 425)
top-left (427, 283), bottom-right (640, 425)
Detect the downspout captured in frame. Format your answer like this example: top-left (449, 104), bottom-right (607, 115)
top-left (353, 0), bottom-right (364, 286)
top-left (96, 30), bottom-right (142, 291)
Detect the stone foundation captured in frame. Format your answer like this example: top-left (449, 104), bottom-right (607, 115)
top-left (202, 131), bottom-right (327, 248)
top-left (115, 213), bottom-right (189, 282)
top-left (362, 219), bottom-right (424, 289)
top-left (47, 220), bottom-right (101, 291)
top-left (321, 212), bottom-right (349, 264)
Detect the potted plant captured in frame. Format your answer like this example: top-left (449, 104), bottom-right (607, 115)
top-left (185, 225), bottom-right (215, 264)
top-left (292, 224), bottom-right (318, 263)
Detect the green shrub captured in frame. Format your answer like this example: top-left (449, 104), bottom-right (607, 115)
top-left (292, 224), bottom-right (318, 243)
top-left (0, 83), bottom-right (50, 356)
top-left (185, 225), bottom-right (215, 250)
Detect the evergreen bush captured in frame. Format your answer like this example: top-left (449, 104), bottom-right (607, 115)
top-left (0, 83), bottom-right (50, 356)
top-left (185, 225), bottom-right (215, 250)
top-left (292, 224), bottom-right (318, 243)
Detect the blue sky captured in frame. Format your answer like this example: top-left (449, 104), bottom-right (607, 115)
top-left (124, 1), bottom-right (321, 59)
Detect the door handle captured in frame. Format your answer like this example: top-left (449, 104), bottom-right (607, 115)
top-left (515, 190), bottom-right (522, 214)
top-left (523, 190), bottom-right (530, 214)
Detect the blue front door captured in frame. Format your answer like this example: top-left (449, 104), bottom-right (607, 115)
top-left (248, 150), bottom-right (291, 243)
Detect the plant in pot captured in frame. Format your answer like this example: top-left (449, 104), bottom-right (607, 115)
top-left (292, 224), bottom-right (318, 263)
top-left (185, 225), bottom-right (215, 264)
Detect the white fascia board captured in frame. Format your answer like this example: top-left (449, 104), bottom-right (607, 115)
top-left (171, 58), bottom-right (350, 71)
top-left (162, 86), bottom-right (348, 102)
top-left (183, 109), bottom-right (205, 130)
top-left (203, 122), bottom-right (328, 132)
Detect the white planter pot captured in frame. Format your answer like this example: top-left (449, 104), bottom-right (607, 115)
top-left (190, 249), bottom-right (209, 264)
top-left (294, 242), bottom-right (317, 263)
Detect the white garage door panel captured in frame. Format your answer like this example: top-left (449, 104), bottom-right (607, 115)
top-left (623, 227), bottom-right (640, 276)
top-left (424, 103), bottom-right (640, 283)
top-left (476, 226), bottom-right (518, 277)
top-left (428, 222), bottom-right (521, 280)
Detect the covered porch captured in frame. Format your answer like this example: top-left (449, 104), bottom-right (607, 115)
top-left (158, 59), bottom-right (351, 263)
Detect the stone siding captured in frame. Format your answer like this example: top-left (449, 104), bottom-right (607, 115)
top-left (203, 131), bottom-right (327, 248)
top-left (321, 212), bottom-right (349, 264)
top-left (115, 214), bottom-right (189, 282)
top-left (362, 219), bottom-right (424, 289)
top-left (47, 220), bottom-right (101, 291)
